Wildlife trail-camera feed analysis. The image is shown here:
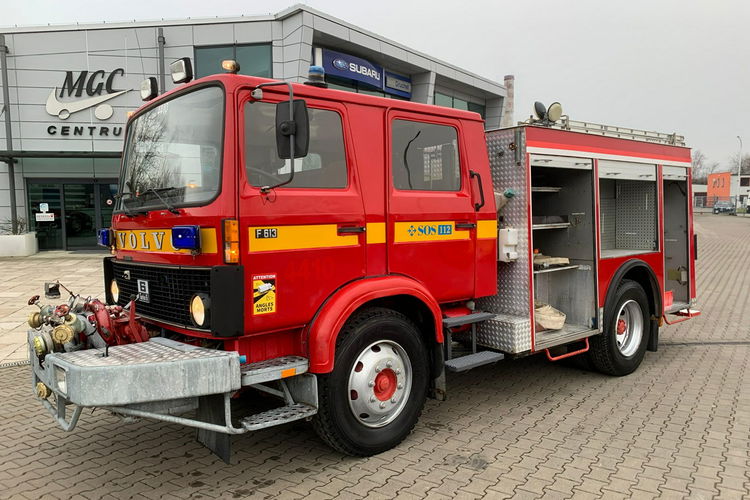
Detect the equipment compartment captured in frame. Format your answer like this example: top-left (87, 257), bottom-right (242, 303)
top-left (530, 163), bottom-right (599, 349)
top-left (599, 161), bottom-right (659, 258)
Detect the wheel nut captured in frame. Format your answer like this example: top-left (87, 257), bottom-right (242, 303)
top-left (368, 380), bottom-right (375, 387)
top-left (386, 361), bottom-right (392, 368)
top-left (370, 396), bottom-right (376, 403)
top-left (395, 369), bottom-right (401, 375)
top-left (375, 366), bottom-right (381, 373)
top-left (379, 402), bottom-right (386, 409)
top-left (391, 398), bottom-right (397, 403)
top-left (397, 383), bottom-right (403, 389)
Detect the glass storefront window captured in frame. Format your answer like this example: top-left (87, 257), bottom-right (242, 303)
top-left (26, 176), bottom-right (118, 250)
top-left (27, 183), bottom-right (63, 250)
top-left (195, 44), bottom-right (272, 79)
top-left (434, 92), bottom-right (486, 118)
top-left (468, 102), bottom-right (486, 119)
top-left (434, 93), bottom-right (453, 108)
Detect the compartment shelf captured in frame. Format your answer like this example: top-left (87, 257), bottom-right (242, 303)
top-left (532, 222), bottom-right (571, 230)
top-left (533, 264), bottom-right (580, 275)
top-left (531, 186), bottom-right (562, 193)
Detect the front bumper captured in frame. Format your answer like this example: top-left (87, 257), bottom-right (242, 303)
top-left (30, 333), bottom-right (241, 407)
top-left (28, 333), bottom-right (317, 448)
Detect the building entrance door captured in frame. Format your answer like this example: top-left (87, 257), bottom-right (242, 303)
top-left (27, 179), bottom-right (118, 250)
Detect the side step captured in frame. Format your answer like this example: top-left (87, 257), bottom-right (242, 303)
top-left (240, 403), bottom-right (317, 431)
top-left (240, 356), bottom-right (308, 385)
top-left (445, 351), bottom-right (505, 372)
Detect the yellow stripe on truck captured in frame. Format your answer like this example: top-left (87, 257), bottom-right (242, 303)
top-left (366, 222), bottom-right (386, 244)
top-left (477, 220), bottom-right (498, 239)
top-left (249, 224), bottom-right (359, 252)
top-left (393, 221), bottom-right (470, 243)
top-left (114, 228), bottom-right (217, 254)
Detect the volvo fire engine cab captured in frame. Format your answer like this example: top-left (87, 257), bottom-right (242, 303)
top-left (26, 59), bottom-right (698, 462)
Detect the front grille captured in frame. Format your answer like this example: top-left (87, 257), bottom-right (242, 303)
top-left (111, 261), bottom-right (211, 329)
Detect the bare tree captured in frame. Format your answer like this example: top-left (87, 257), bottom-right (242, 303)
top-left (691, 150), bottom-right (719, 184)
top-left (726, 152), bottom-right (750, 176)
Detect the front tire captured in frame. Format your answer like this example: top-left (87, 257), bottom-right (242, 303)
top-left (313, 307), bottom-right (429, 456)
top-left (589, 279), bottom-right (650, 376)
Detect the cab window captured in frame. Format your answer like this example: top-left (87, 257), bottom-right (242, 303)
top-left (245, 101), bottom-right (347, 188)
top-left (391, 119), bottom-right (460, 191)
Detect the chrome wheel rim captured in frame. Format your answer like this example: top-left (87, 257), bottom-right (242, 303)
top-left (615, 299), bottom-right (643, 357)
top-left (347, 340), bottom-right (412, 428)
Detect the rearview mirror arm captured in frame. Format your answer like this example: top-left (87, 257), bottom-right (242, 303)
top-left (253, 81), bottom-right (296, 193)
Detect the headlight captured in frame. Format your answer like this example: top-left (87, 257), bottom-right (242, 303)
top-left (110, 279), bottom-right (120, 303)
top-left (190, 294), bottom-right (210, 327)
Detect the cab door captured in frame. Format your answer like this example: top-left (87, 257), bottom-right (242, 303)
top-left (386, 113), bottom-right (476, 302)
top-left (238, 93), bottom-right (366, 333)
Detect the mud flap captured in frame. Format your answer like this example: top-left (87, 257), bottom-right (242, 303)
top-left (196, 394), bottom-right (231, 464)
top-left (647, 319), bottom-right (659, 352)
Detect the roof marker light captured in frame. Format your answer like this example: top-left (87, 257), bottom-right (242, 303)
top-left (221, 59), bottom-right (240, 74)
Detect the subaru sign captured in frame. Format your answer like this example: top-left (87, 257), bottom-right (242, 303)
top-left (322, 49), bottom-right (383, 89)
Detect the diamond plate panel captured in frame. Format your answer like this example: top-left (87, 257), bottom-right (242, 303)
top-left (55, 337), bottom-right (232, 367)
top-left (476, 128), bottom-right (533, 353)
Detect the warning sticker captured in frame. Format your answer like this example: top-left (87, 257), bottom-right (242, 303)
top-left (252, 274), bottom-right (277, 315)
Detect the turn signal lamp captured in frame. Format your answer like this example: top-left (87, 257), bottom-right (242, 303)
top-left (221, 59), bottom-right (240, 74)
top-left (97, 228), bottom-right (112, 247)
top-left (223, 219), bottom-right (240, 264)
top-left (171, 225), bottom-right (201, 250)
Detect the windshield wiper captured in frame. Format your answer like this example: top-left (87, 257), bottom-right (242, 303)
top-left (114, 192), bottom-right (143, 217)
top-left (138, 187), bottom-right (181, 214)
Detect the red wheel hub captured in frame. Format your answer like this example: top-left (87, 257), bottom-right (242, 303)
top-left (616, 318), bottom-right (627, 335)
top-left (373, 369), bottom-right (397, 401)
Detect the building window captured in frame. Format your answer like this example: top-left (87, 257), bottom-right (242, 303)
top-left (434, 92), bottom-right (486, 119)
top-left (391, 119), bottom-right (460, 191)
top-left (195, 44), bottom-right (272, 79)
top-left (245, 102), bottom-right (348, 189)
top-left (741, 177), bottom-right (749, 187)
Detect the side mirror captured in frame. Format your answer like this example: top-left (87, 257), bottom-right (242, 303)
top-left (170, 57), bottom-right (193, 84)
top-left (44, 282), bottom-right (61, 300)
top-left (275, 100), bottom-right (309, 160)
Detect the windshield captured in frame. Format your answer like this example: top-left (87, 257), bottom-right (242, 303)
top-left (117, 86), bottom-right (224, 212)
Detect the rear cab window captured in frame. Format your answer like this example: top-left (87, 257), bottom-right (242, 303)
top-left (391, 119), bottom-right (461, 192)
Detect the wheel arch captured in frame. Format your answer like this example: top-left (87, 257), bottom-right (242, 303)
top-left (306, 275), bottom-right (443, 374)
top-left (604, 259), bottom-right (662, 319)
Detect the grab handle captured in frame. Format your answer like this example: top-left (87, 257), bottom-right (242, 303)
top-left (470, 170), bottom-right (485, 211)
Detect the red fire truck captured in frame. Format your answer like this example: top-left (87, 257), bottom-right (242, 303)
top-left (26, 59), bottom-right (698, 462)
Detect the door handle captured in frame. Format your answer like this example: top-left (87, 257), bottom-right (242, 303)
top-left (455, 222), bottom-right (476, 230)
top-left (338, 225), bottom-right (366, 234)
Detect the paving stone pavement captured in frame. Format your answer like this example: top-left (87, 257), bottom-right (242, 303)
top-left (0, 215), bottom-right (748, 499)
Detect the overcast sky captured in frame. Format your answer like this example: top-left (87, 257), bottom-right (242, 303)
top-left (4, 0), bottom-right (749, 168)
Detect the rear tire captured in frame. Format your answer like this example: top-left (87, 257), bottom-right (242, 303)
top-left (313, 307), bottom-right (429, 456)
top-left (589, 279), bottom-right (650, 376)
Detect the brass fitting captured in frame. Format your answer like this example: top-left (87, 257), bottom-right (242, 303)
top-left (35, 382), bottom-right (52, 399)
top-left (52, 324), bottom-right (75, 344)
top-left (27, 312), bottom-right (43, 329)
top-left (32, 335), bottom-right (47, 357)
